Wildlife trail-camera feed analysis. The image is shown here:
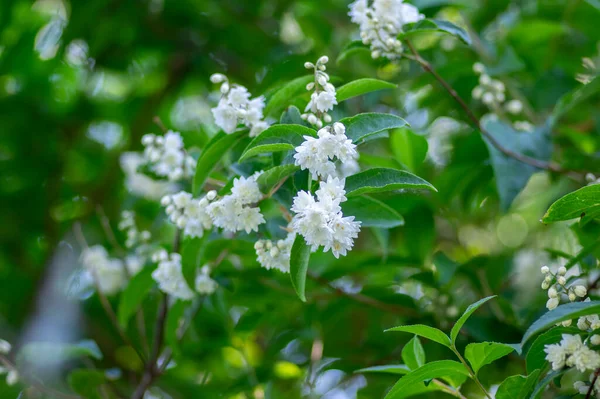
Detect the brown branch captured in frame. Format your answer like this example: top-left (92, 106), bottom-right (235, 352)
top-left (403, 40), bottom-right (581, 180)
top-left (586, 368), bottom-right (600, 399)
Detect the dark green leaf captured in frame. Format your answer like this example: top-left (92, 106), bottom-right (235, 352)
top-left (355, 365), bottom-right (410, 375)
top-left (336, 79), bottom-right (397, 103)
top-left (289, 235), bottom-right (311, 302)
top-left (543, 185), bottom-right (600, 223)
top-left (181, 236), bottom-right (207, 290)
top-left (117, 266), bottom-right (156, 327)
top-left (465, 342), bottom-right (514, 374)
top-left (239, 124), bottom-right (316, 162)
top-left (401, 19), bottom-right (471, 45)
top-left (495, 369), bottom-right (541, 399)
top-left (450, 296), bottom-right (496, 344)
top-left (68, 369), bottom-right (106, 399)
top-left (386, 324), bottom-right (451, 348)
top-left (345, 168), bottom-right (436, 197)
top-left (341, 196), bottom-right (404, 228)
top-left (265, 75), bottom-right (314, 116)
top-left (552, 77), bottom-right (600, 124)
top-left (339, 113), bottom-right (408, 144)
top-left (402, 336), bottom-right (426, 370)
top-left (279, 106), bottom-right (307, 125)
top-left (390, 129), bottom-right (428, 172)
top-left (529, 369), bottom-right (566, 399)
top-left (336, 40), bottom-right (371, 64)
top-left (256, 164), bottom-right (300, 194)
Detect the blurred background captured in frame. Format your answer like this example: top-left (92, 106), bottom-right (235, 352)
top-left (1, 0), bottom-right (600, 398)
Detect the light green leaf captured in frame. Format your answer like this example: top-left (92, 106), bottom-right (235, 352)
top-left (385, 360), bottom-right (470, 399)
top-left (526, 326), bottom-right (581, 373)
top-left (345, 168), bottom-right (436, 197)
top-left (239, 124), bottom-right (316, 162)
top-left (355, 365), bottom-right (410, 375)
top-left (193, 130), bottom-right (246, 195)
top-left (552, 77), bottom-right (600, 123)
top-left (390, 129), bottom-right (428, 172)
top-left (68, 369), bottom-right (106, 399)
top-left (450, 296), bottom-right (496, 344)
top-left (400, 19), bottom-right (471, 45)
top-left (522, 301), bottom-right (600, 346)
top-left (339, 113), bottom-right (408, 144)
top-left (256, 164), bottom-right (300, 194)
top-left (402, 337), bottom-right (426, 370)
top-left (17, 340), bottom-right (103, 367)
top-left (341, 196), bottom-right (404, 228)
top-left (465, 342), bottom-right (514, 374)
top-left (481, 117), bottom-right (552, 211)
top-left (386, 324), bottom-right (451, 348)
top-left (495, 370), bottom-right (541, 399)
top-left (543, 185), bottom-right (600, 223)
top-left (264, 75), bottom-right (314, 116)
top-left (181, 236), bottom-right (207, 291)
top-left (336, 79), bottom-right (397, 103)
top-left (117, 266), bottom-right (156, 327)
top-left (289, 235), bottom-right (311, 302)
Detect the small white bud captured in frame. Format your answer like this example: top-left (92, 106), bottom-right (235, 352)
top-left (220, 82), bottom-right (230, 94)
top-left (254, 241), bottom-right (264, 250)
top-left (558, 266), bottom-right (567, 276)
top-left (210, 73), bottom-right (226, 84)
top-left (6, 370), bottom-right (18, 386)
top-left (318, 64), bottom-right (326, 71)
top-left (557, 276), bottom-right (566, 285)
top-left (307, 114), bottom-right (318, 125)
top-left (495, 92), bottom-right (506, 103)
top-left (318, 76), bottom-right (327, 86)
top-left (300, 113), bottom-right (308, 120)
top-left (472, 86), bottom-right (483, 99)
top-left (371, 50), bottom-right (381, 59)
top-left (317, 55), bottom-right (329, 65)
top-left (568, 291), bottom-right (577, 302)
top-left (304, 62), bottom-right (314, 69)
top-left (544, 275), bottom-right (553, 283)
top-left (176, 216), bottom-right (187, 229)
top-left (141, 134), bottom-right (155, 146)
top-left (561, 319), bottom-right (572, 327)
top-left (546, 297), bottom-right (559, 310)
top-left (155, 136), bottom-right (164, 145)
top-left (548, 286), bottom-right (558, 298)
top-left (206, 190), bottom-right (217, 201)
top-left (591, 335), bottom-right (600, 346)
top-left (506, 99), bottom-right (523, 114)
top-left (161, 196), bottom-right (171, 206)
top-left (270, 247), bottom-right (280, 257)
top-left (541, 266), bottom-right (550, 274)
top-left (574, 285), bottom-right (588, 298)
top-left (386, 38), bottom-right (396, 48)
top-left (140, 231), bottom-right (151, 241)
top-left (323, 114), bottom-right (332, 123)
top-left (316, 119), bottom-right (323, 129)
top-left (479, 74), bottom-right (491, 85)
top-left (165, 205), bottom-right (175, 215)
top-left (306, 82), bottom-right (315, 91)
top-left (277, 240), bottom-right (286, 249)
top-left (0, 340), bottom-right (11, 354)
top-left (493, 81), bottom-right (505, 92)
top-left (482, 92), bottom-right (495, 105)
top-left (473, 62), bottom-right (485, 74)
top-left (541, 280), bottom-right (550, 289)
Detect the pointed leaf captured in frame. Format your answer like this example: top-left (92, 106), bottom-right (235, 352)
top-left (339, 113), bottom-right (408, 144)
top-left (529, 369), bottom-right (565, 399)
top-left (256, 164), bottom-right (300, 193)
top-left (386, 324), bottom-right (451, 348)
top-left (495, 370), bottom-right (541, 399)
top-left (465, 342), bottom-right (514, 374)
top-left (341, 195), bottom-right (404, 228)
top-left (117, 266), bottom-right (156, 327)
top-left (337, 40), bottom-right (371, 64)
top-left (543, 185), bottom-right (600, 223)
top-left (181, 236), bottom-right (207, 290)
top-left (289, 235), bottom-right (311, 302)
top-left (264, 75), bottom-right (314, 116)
top-left (400, 19), bottom-right (471, 45)
top-left (385, 360), bottom-right (470, 399)
top-left (239, 124), bottom-right (316, 162)
top-left (402, 337), bottom-right (426, 370)
top-left (345, 168), bottom-right (436, 197)
top-left (390, 128), bottom-right (428, 172)
top-left (355, 365), bottom-right (410, 375)
top-left (450, 296), bottom-right (496, 344)
top-left (336, 79), bottom-right (397, 102)
top-left (552, 76), bottom-right (600, 124)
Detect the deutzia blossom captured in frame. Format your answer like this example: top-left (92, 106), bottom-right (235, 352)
top-left (294, 122), bottom-right (358, 180)
top-left (80, 245), bottom-right (126, 295)
top-left (161, 191), bottom-right (215, 238)
top-left (349, 0), bottom-right (424, 60)
top-left (120, 152), bottom-right (176, 200)
top-left (210, 74), bottom-right (269, 137)
top-left (195, 265), bottom-right (218, 295)
top-left (291, 177), bottom-right (361, 258)
top-left (119, 210), bottom-right (151, 249)
top-left (255, 232), bottom-right (296, 273)
top-left (206, 172), bottom-right (265, 234)
top-left (151, 250), bottom-right (195, 300)
top-left (301, 56), bottom-right (338, 127)
top-left (141, 131), bottom-right (195, 181)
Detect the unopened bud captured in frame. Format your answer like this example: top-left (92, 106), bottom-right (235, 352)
top-left (304, 62), bottom-right (314, 69)
top-left (210, 73), bottom-right (226, 84)
top-left (206, 190), bottom-right (217, 201)
top-left (557, 276), bottom-right (566, 285)
top-left (548, 286), bottom-right (558, 298)
top-left (558, 266), bottom-right (567, 276)
top-left (574, 285), bottom-right (588, 298)
top-left (306, 82), bottom-right (315, 91)
top-left (591, 335), bottom-right (600, 346)
top-left (546, 297), bottom-right (559, 310)
top-left (541, 266), bottom-right (550, 274)
top-left (317, 55), bottom-right (329, 65)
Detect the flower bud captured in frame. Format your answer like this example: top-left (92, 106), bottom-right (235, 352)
top-left (317, 55), bottom-right (329, 65)
top-left (206, 190), bottom-right (217, 201)
top-left (323, 114), bottom-right (332, 123)
top-left (568, 291), bottom-right (576, 302)
top-left (548, 286), bottom-right (558, 298)
top-left (546, 297), bottom-right (559, 310)
top-left (318, 76), bottom-right (328, 86)
top-left (561, 319), bottom-right (572, 327)
top-left (574, 285), bottom-right (587, 298)
top-left (304, 62), bottom-right (314, 69)
top-left (220, 82), bottom-right (230, 94)
top-left (473, 62), bottom-right (485, 74)
top-left (541, 280), bottom-right (550, 289)
top-left (371, 50), bottom-right (381, 59)
top-left (557, 276), bottom-right (566, 285)
top-left (316, 120), bottom-right (323, 129)
top-left (591, 335), bottom-right (600, 346)
top-left (301, 113), bottom-right (308, 120)
top-left (210, 73), bottom-right (226, 84)
top-left (307, 114), bottom-right (318, 125)
top-left (140, 231), bottom-right (151, 241)
top-left (270, 247), bottom-right (279, 257)
top-left (541, 266), bottom-right (550, 274)
top-left (142, 134), bottom-right (155, 146)
top-left (479, 74), bottom-right (491, 85)
top-left (0, 339), bottom-right (11, 355)
top-left (161, 196), bottom-right (171, 206)
top-left (558, 266), bottom-right (567, 276)
top-left (254, 241), bottom-right (264, 250)
top-left (306, 82), bottom-right (315, 91)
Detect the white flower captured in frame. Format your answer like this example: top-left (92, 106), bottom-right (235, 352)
top-left (141, 131), bottom-right (195, 181)
top-left (301, 56), bottom-right (339, 127)
top-left (571, 346), bottom-right (600, 372)
top-left (315, 91), bottom-right (337, 112)
top-left (162, 191), bottom-right (214, 238)
top-left (80, 246), bottom-right (126, 295)
top-left (120, 152), bottom-right (176, 200)
top-left (151, 252), bottom-right (195, 300)
top-left (0, 340), bottom-right (11, 354)
top-left (505, 99), bottom-right (523, 114)
top-left (195, 266), bottom-right (218, 295)
top-left (541, 265), bottom-right (550, 274)
top-left (544, 343), bottom-right (566, 370)
top-left (231, 176), bottom-right (263, 204)
top-left (255, 233), bottom-right (296, 273)
top-left (212, 101), bottom-right (238, 133)
top-left (561, 334), bottom-right (583, 353)
top-left (546, 297), bottom-right (559, 310)
top-left (575, 285), bottom-right (588, 298)
top-left (514, 121), bottom-right (534, 132)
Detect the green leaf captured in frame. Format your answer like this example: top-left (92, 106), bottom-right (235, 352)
top-left (385, 360), bottom-right (470, 399)
top-left (256, 164), bottom-right (300, 193)
top-left (339, 113), bottom-right (408, 144)
top-left (239, 124), bottom-right (316, 162)
top-left (495, 370), bottom-right (541, 399)
top-left (117, 266), bottom-right (156, 327)
top-left (400, 19), bottom-right (471, 45)
top-left (337, 40), bottom-right (371, 64)
top-left (526, 326), bottom-right (581, 373)
top-left (481, 117), bottom-right (552, 211)
top-left (543, 185), bottom-right (600, 223)
top-left (289, 235), bottom-right (311, 302)
top-left (68, 369), bottom-right (106, 399)
top-left (386, 324), bottom-right (451, 348)
top-left (17, 340), bottom-right (103, 367)
top-left (181, 236), bottom-right (207, 291)
top-left (264, 75), bottom-right (314, 116)
top-left (341, 196), bottom-right (404, 228)
top-left (390, 129), bottom-right (428, 172)
top-left (280, 106), bottom-right (307, 125)
top-left (402, 337), bottom-right (426, 370)
top-left (552, 77), bottom-right (600, 124)
top-left (450, 296), bottom-right (496, 344)
top-left (355, 365), bottom-right (411, 375)
top-left (345, 168), bottom-right (436, 197)
top-left (193, 130), bottom-right (247, 195)
top-left (336, 79), bottom-right (397, 103)
top-left (522, 301), bottom-right (600, 346)
top-left (465, 342), bottom-right (514, 374)
top-left (529, 369), bottom-right (565, 399)
top-left (165, 300), bottom-right (188, 357)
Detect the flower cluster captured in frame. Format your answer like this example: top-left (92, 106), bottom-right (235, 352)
top-left (545, 334), bottom-right (600, 372)
top-left (80, 245), bottom-right (126, 295)
top-left (540, 265), bottom-right (587, 313)
top-left (210, 74), bottom-right (269, 137)
top-left (301, 56), bottom-right (337, 128)
top-left (255, 232), bottom-right (296, 273)
top-left (294, 122), bottom-right (358, 180)
top-left (472, 63), bottom-right (533, 132)
top-left (120, 152), bottom-right (176, 200)
top-left (206, 173), bottom-right (265, 234)
top-left (0, 339), bottom-right (17, 386)
top-left (161, 191), bottom-right (216, 238)
top-left (291, 177), bottom-right (361, 258)
top-left (141, 130), bottom-right (195, 181)
top-left (349, 0), bottom-right (424, 60)
top-left (151, 250), bottom-right (195, 300)
top-left (194, 265), bottom-right (218, 295)
top-left (119, 210), bottom-right (151, 249)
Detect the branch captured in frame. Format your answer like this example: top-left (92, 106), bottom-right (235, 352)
top-left (403, 40), bottom-right (581, 180)
top-left (586, 368), bottom-right (600, 399)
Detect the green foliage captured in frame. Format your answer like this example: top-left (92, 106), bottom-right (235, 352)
top-left (117, 266), bottom-right (155, 327)
top-left (336, 79), bottom-right (397, 102)
top-left (341, 196), bottom-right (405, 228)
top-left (239, 124), bottom-right (315, 162)
top-left (400, 19), bottom-right (471, 45)
top-left (289, 234), bottom-right (311, 302)
top-left (495, 369), bottom-right (541, 399)
top-left (339, 113), bottom-right (408, 144)
top-left (450, 295), bottom-right (496, 344)
top-left (401, 336), bottom-right (426, 370)
top-left (543, 184), bottom-right (600, 222)
top-left (344, 168), bottom-right (436, 197)
top-left (465, 342), bottom-right (514, 374)
top-left (386, 324), bottom-right (451, 348)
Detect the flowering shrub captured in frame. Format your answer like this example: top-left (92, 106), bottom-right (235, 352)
top-left (2, 1), bottom-right (600, 399)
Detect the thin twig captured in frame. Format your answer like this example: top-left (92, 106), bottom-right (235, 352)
top-left (403, 40), bottom-right (581, 179)
top-left (432, 379), bottom-right (468, 399)
top-left (96, 205), bottom-right (126, 256)
top-left (586, 368), bottom-right (600, 399)
top-left (153, 116), bottom-right (168, 133)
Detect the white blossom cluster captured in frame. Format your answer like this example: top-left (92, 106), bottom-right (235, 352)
top-left (294, 122), bottom-right (358, 180)
top-left (141, 130), bottom-right (195, 181)
top-left (348, 0), bottom-right (424, 60)
top-left (574, 372), bottom-right (600, 396)
top-left (151, 250), bottom-right (195, 300)
top-left (161, 191), bottom-right (216, 238)
top-left (472, 62), bottom-right (533, 132)
top-left (194, 265), bottom-right (218, 295)
top-left (210, 73), bottom-right (269, 137)
top-left (291, 177), bottom-right (361, 258)
top-left (540, 265), bottom-right (587, 313)
top-left (544, 334), bottom-right (600, 373)
top-left (80, 245), bottom-right (126, 295)
top-left (254, 232), bottom-right (296, 273)
top-left (0, 339), bottom-right (17, 386)
top-left (119, 210), bottom-right (151, 249)
top-left (120, 152), bottom-right (177, 200)
top-left (301, 56), bottom-right (337, 128)
top-left (206, 173), bottom-right (265, 234)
